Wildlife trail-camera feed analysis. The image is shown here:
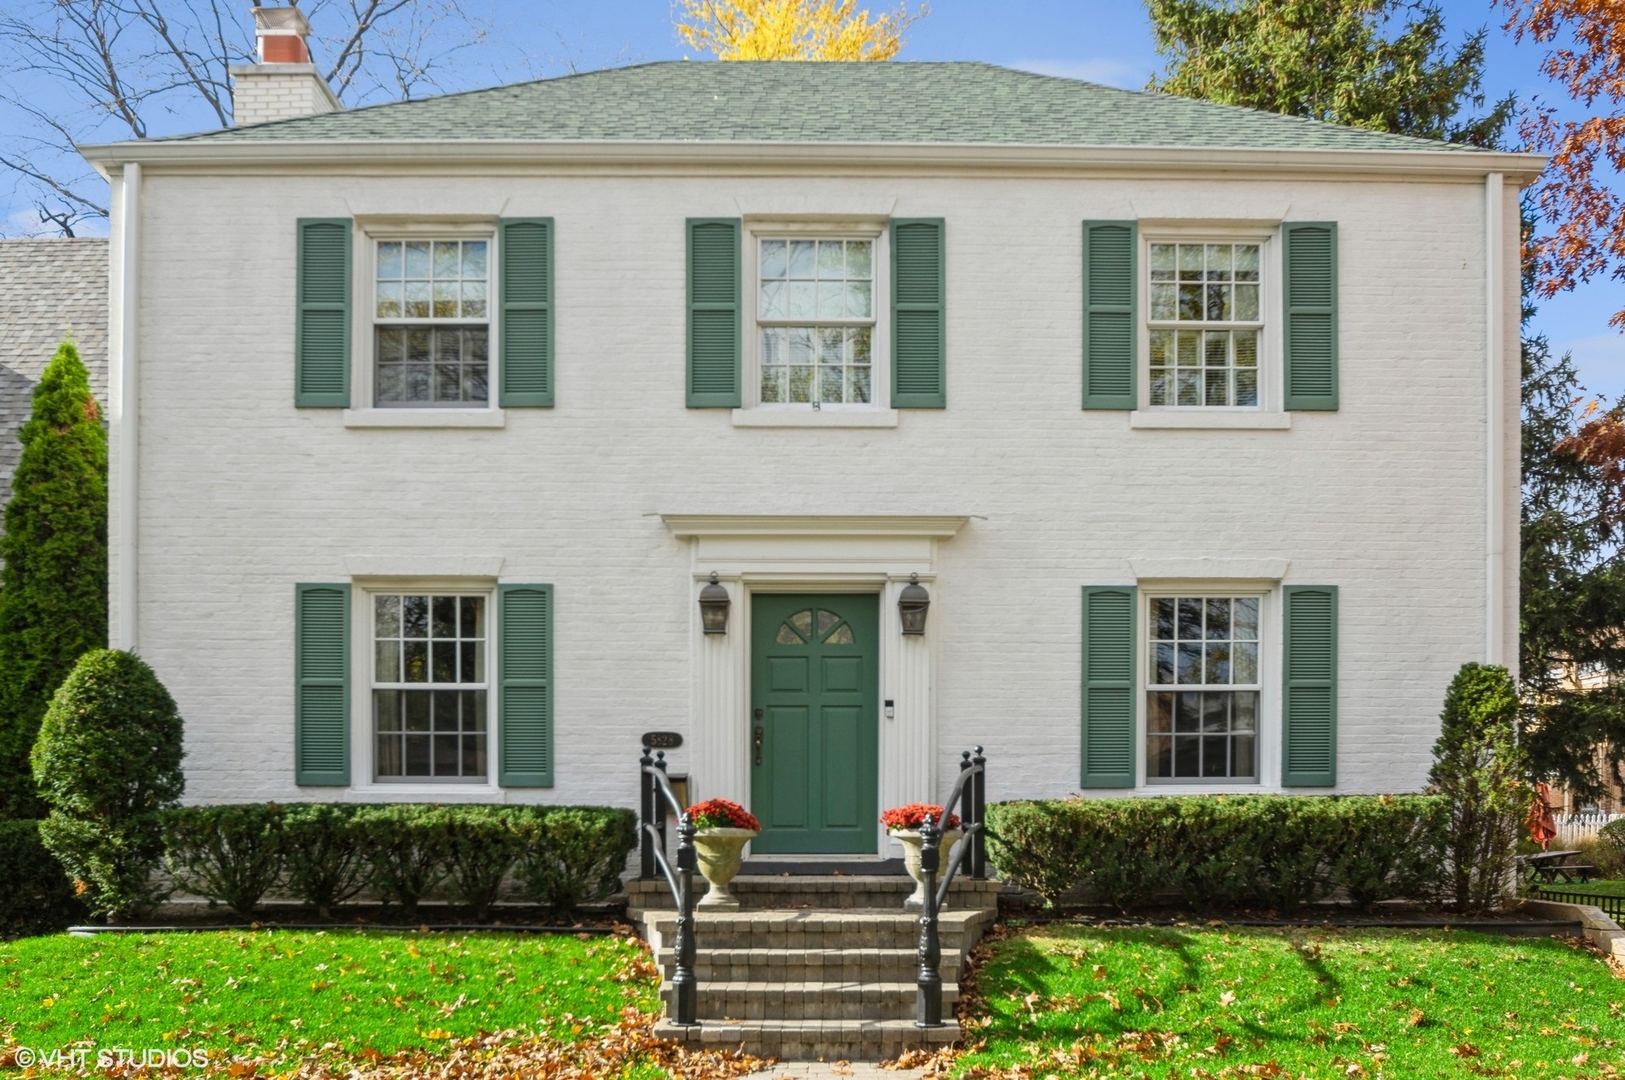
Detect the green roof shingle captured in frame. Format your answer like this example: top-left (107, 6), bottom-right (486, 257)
top-left (174, 61), bottom-right (1479, 152)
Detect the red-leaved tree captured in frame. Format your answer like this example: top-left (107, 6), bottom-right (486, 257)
top-left (1503, 0), bottom-right (1625, 320)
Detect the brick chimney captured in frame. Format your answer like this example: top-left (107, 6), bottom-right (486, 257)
top-left (229, 5), bottom-right (341, 126)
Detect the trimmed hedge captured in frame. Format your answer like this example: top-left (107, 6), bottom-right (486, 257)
top-left (161, 803), bottom-right (636, 918)
top-left (515, 805), bottom-right (639, 911)
top-left (162, 803), bottom-right (287, 917)
top-left (986, 795), bottom-right (1447, 913)
top-left (0, 819), bottom-right (84, 938)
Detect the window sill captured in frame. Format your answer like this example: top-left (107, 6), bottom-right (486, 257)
top-left (340, 786), bottom-right (502, 801)
top-left (731, 409), bottom-right (900, 429)
top-left (343, 409), bottom-right (506, 429)
top-left (1129, 410), bottom-right (1291, 430)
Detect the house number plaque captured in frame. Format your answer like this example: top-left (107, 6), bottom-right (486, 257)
top-left (641, 731), bottom-right (684, 750)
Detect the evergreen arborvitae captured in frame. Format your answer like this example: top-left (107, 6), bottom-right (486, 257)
top-left (0, 341), bottom-right (107, 820)
top-left (1427, 663), bottom-right (1526, 912)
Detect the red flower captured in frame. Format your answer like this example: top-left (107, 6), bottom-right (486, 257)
top-left (688, 797), bottom-right (761, 832)
top-left (880, 803), bottom-right (960, 831)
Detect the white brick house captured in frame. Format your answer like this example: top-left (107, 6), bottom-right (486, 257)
top-left (79, 20), bottom-right (1541, 859)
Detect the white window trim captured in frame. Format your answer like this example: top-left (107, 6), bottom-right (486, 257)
top-left (732, 218), bottom-right (897, 428)
top-left (347, 576), bottom-right (500, 797)
top-left (1136, 583), bottom-right (1284, 791)
top-left (1130, 225), bottom-right (1287, 431)
top-left (344, 220), bottom-right (505, 429)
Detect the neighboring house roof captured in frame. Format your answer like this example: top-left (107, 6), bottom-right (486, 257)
top-left (160, 61), bottom-right (1483, 153)
top-left (0, 238), bottom-right (108, 509)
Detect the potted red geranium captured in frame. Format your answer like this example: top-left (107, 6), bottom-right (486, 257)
top-left (882, 803), bottom-right (963, 911)
top-left (687, 797), bottom-right (761, 909)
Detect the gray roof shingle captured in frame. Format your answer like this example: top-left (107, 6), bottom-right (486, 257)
top-left (0, 238), bottom-right (108, 508)
top-left (170, 61), bottom-right (1479, 153)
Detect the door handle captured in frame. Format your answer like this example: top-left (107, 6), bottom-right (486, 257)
top-left (753, 725), bottom-right (764, 766)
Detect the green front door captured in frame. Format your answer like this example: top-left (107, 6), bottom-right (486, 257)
top-left (750, 593), bottom-right (879, 854)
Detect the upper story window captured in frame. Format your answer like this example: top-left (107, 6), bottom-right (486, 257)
top-left (372, 592), bottom-right (488, 781)
top-left (757, 238), bottom-right (875, 407)
top-left (373, 239), bottom-right (489, 407)
top-left (1146, 594), bottom-right (1261, 783)
top-left (1148, 242), bottom-right (1263, 408)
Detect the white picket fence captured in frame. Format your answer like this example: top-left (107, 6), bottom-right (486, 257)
top-left (1553, 811), bottom-right (1623, 847)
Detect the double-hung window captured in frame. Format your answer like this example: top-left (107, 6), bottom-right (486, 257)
top-left (755, 235), bottom-right (877, 408)
top-left (1147, 241), bottom-right (1263, 408)
top-left (372, 592), bottom-right (489, 781)
top-left (1146, 594), bottom-right (1261, 782)
top-left (372, 239), bottom-right (490, 407)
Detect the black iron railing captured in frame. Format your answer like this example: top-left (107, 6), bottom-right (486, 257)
top-left (915, 746), bottom-right (987, 1027)
top-left (637, 749), bottom-right (698, 1027)
top-left (1530, 885), bottom-right (1625, 922)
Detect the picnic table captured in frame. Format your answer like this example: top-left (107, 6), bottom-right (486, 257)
top-left (1523, 849), bottom-right (1597, 885)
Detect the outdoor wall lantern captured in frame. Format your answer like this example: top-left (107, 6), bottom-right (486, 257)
top-left (699, 572), bottom-right (731, 634)
top-left (898, 573), bottom-right (930, 635)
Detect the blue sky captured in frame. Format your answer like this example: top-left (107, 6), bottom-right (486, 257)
top-left (11, 0), bottom-right (1621, 399)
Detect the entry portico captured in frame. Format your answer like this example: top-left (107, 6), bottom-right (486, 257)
top-left (664, 514), bottom-right (969, 857)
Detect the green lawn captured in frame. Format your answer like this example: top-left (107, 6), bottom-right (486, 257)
top-left (1534, 879), bottom-right (1625, 898)
top-left (0, 930), bottom-right (657, 1067)
top-left (957, 924), bottom-right (1623, 1079)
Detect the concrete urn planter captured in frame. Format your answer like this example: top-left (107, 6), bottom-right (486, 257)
top-left (693, 827), bottom-right (757, 909)
top-left (892, 828), bottom-right (964, 912)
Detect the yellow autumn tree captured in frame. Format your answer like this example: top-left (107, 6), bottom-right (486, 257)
top-left (675, 0), bottom-right (926, 60)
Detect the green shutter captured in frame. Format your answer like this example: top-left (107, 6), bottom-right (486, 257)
top-left (499, 584), bottom-right (554, 787)
top-left (686, 218), bottom-right (741, 407)
top-left (295, 582), bottom-right (350, 786)
top-left (295, 219), bottom-right (352, 407)
top-left (1283, 222), bottom-right (1339, 410)
top-left (499, 218), bottom-right (555, 407)
top-left (1081, 586), bottom-right (1137, 788)
top-left (1282, 585), bottom-right (1338, 786)
top-left (1082, 221), bottom-right (1137, 410)
top-left (891, 218), bottom-right (946, 408)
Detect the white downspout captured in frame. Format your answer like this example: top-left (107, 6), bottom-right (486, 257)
top-left (1485, 172), bottom-right (1505, 666)
top-left (111, 162), bottom-right (140, 651)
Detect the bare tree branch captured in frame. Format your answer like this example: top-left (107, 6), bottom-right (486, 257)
top-left (0, 0), bottom-right (495, 236)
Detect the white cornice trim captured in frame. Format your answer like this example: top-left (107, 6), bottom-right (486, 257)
top-left (78, 138), bottom-right (1549, 184)
top-left (661, 514), bottom-right (971, 539)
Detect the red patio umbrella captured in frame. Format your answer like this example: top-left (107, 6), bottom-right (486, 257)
top-left (1525, 781), bottom-right (1558, 851)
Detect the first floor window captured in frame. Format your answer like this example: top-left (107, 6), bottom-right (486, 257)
top-left (758, 237), bottom-right (874, 405)
top-left (1146, 595), bottom-right (1260, 781)
top-left (372, 592), bottom-right (488, 780)
top-left (373, 239), bottom-right (489, 406)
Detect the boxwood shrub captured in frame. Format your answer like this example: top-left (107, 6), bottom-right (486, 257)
top-left (162, 803), bottom-right (287, 917)
top-left (986, 794), bottom-right (1447, 912)
top-left (514, 806), bottom-right (639, 912)
top-left (157, 802), bottom-right (636, 919)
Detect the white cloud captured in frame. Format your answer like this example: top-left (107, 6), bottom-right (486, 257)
top-left (1006, 57), bottom-right (1151, 90)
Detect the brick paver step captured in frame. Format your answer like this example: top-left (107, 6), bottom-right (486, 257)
top-left (653, 946), bottom-right (962, 984)
top-left (653, 1017), bottom-right (961, 1062)
top-left (660, 979), bottom-right (960, 1021)
top-left (640, 908), bottom-right (985, 950)
top-left (626, 874), bottom-right (1000, 914)
top-left (630, 874), bottom-right (997, 1061)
